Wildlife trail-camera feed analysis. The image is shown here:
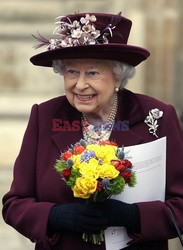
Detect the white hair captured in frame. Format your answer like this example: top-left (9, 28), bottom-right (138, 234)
top-left (52, 59), bottom-right (135, 89)
top-left (110, 61), bottom-right (136, 89)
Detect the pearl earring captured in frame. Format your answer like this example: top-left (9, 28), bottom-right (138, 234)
top-left (114, 87), bottom-right (119, 93)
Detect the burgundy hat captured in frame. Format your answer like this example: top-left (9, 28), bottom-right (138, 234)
top-left (30, 12), bottom-right (150, 67)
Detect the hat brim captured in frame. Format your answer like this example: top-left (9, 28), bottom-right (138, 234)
top-left (30, 44), bottom-right (150, 67)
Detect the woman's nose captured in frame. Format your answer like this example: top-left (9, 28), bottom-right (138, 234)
top-left (75, 72), bottom-right (89, 90)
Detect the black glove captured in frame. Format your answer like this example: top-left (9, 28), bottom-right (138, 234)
top-left (47, 203), bottom-right (108, 234)
top-left (96, 199), bottom-right (140, 231)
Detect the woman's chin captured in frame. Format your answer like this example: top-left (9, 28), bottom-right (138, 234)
top-left (73, 99), bottom-right (96, 114)
top-left (74, 104), bottom-right (94, 114)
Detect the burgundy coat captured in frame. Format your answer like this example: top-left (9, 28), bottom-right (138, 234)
top-left (2, 89), bottom-right (183, 250)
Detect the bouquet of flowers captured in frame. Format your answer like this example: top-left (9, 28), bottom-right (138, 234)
top-left (54, 139), bottom-right (136, 244)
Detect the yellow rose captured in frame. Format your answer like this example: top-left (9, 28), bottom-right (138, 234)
top-left (79, 161), bottom-right (99, 179)
top-left (104, 152), bottom-right (117, 164)
top-left (101, 145), bottom-right (117, 162)
top-left (99, 163), bottom-right (119, 180)
top-left (71, 154), bottom-right (81, 168)
top-left (88, 158), bottom-right (99, 167)
top-left (86, 145), bottom-right (107, 159)
top-left (86, 145), bottom-right (117, 164)
top-left (72, 177), bottom-right (97, 199)
top-left (86, 144), bottom-right (100, 152)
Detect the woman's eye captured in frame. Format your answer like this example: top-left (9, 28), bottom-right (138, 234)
top-left (88, 71), bottom-right (100, 76)
top-left (65, 69), bottom-right (79, 77)
top-left (68, 70), bottom-right (77, 74)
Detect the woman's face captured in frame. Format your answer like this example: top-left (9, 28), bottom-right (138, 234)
top-left (63, 59), bottom-right (119, 121)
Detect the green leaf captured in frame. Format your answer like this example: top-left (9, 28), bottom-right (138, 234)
top-left (66, 168), bottom-right (81, 188)
top-left (109, 176), bottom-right (125, 195)
top-left (128, 172), bottom-right (137, 187)
top-left (54, 160), bottom-right (67, 173)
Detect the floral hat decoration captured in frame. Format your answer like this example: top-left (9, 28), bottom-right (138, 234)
top-left (30, 12), bottom-right (150, 67)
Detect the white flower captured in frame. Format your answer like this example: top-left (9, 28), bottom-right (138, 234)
top-left (90, 30), bottom-right (100, 39)
top-left (60, 37), bottom-right (73, 47)
top-left (71, 29), bottom-right (83, 38)
top-left (48, 39), bottom-right (60, 50)
top-left (72, 20), bottom-right (80, 28)
top-left (78, 33), bottom-right (93, 45)
top-left (151, 108), bottom-right (163, 119)
top-left (89, 15), bottom-right (97, 22)
top-left (72, 39), bottom-right (80, 46)
top-left (82, 24), bottom-right (94, 33)
top-left (80, 14), bottom-right (97, 24)
top-left (34, 14), bottom-right (116, 51)
top-left (144, 108), bottom-right (163, 138)
top-left (79, 18), bottom-right (85, 25)
top-left (85, 37), bottom-right (96, 45)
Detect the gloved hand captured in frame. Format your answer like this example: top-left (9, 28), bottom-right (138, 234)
top-left (96, 199), bottom-right (140, 231)
top-left (47, 203), bottom-right (108, 234)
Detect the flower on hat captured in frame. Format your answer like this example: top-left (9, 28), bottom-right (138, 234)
top-left (33, 13), bottom-right (116, 50)
top-left (80, 14), bottom-right (97, 24)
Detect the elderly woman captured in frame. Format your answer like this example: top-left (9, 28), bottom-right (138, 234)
top-left (2, 12), bottom-right (183, 250)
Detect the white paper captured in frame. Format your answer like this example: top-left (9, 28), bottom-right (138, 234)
top-left (105, 137), bottom-right (166, 250)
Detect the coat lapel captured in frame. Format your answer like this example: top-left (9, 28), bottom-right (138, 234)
top-left (110, 89), bottom-right (145, 146)
top-left (51, 98), bottom-right (83, 151)
top-left (110, 129), bottom-right (144, 147)
top-left (51, 89), bottom-right (146, 151)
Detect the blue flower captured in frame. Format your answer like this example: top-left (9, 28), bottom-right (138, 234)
top-left (80, 150), bottom-right (96, 162)
top-left (101, 178), bottom-right (113, 190)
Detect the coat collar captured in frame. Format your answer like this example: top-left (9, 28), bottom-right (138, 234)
top-left (51, 89), bottom-right (145, 151)
top-left (109, 88), bottom-right (145, 146)
top-left (51, 97), bottom-right (83, 151)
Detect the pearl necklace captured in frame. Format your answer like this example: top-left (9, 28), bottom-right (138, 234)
top-left (81, 93), bottom-right (118, 143)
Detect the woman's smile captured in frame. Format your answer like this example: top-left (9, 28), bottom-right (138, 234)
top-left (75, 94), bottom-right (96, 102)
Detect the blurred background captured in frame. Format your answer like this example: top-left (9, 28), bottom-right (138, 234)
top-left (0, 0), bottom-right (183, 249)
